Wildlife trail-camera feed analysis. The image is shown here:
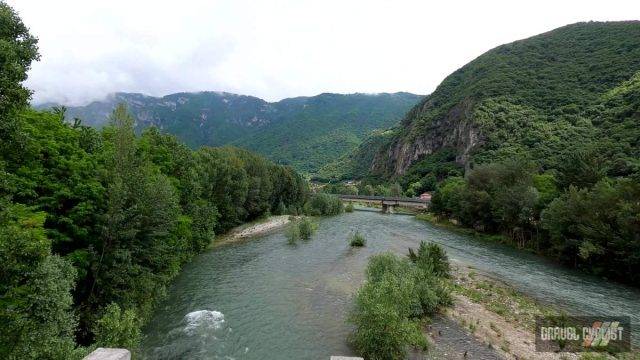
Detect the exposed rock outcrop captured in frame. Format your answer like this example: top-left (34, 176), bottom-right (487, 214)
top-left (371, 98), bottom-right (481, 176)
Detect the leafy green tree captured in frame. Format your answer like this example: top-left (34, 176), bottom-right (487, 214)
top-left (0, 203), bottom-right (81, 359)
top-left (197, 147), bottom-right (249, 231)
top-left (89, 104), bottom-right (181, 330)
top-left (362, 184), bottom-right (375, 196)
top-left (0, 1), bottom-right (39, 164)
top-left (93, 303), bottom-right (141, 350)
top-left (542, 179), bottom-right (640, 282)
top-left (303, 193), bottom-right (343, 216)
top-left (350, 250), bottom-right (452, 359)
top-left (429, 176), bottom-right (465, 219)
top-left (408, 241), bottom-right (450, 278)
top-left (350, 274), bottom-right (428, 360)
top-left (556, 147), bottom-right (608, 190)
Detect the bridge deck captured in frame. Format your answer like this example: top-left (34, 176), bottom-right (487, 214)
top-left (337, 194), bottom-right (429, 205)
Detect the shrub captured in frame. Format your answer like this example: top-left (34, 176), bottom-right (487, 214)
top-left (303, 193), bottom-right (343, 216)
top-left (408, 241), bottom-right (451, 277)
top-left (349, 231), bottom-right (366, 247)
top-left (349, 251), bottom-right (452, 359)
top-left (345, 202), bottom-right (354, 212)
top-left (298, 217), bottom-right (317, 240)
top-left (349, 275), bottom-right (428, 360)
top-left (286, 222), bottom-right (300, 244)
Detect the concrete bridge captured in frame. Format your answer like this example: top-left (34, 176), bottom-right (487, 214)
top-left (338, 194), bottom-right (429, 213)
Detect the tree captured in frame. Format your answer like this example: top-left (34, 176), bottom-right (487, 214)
top-left (542, 179), bottom-right (640, 283)
top-left (362, 184), bottom-right (375, 196)
top-left (556, 147), bottom-right (607, 190)
top-left (0, 202), bottom-right (80, 359)
top-left (87, 104), bottom-right (181, 341)
top-left (93, 303), bottom-right (141, 350)
top-left (389, 182), bottom-right (402, 197)
top-left (0, 2), bottom-right (40, 164)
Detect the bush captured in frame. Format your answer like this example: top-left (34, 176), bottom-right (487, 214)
top-left (285, 222), bottom-right (300, 244)
top-left (303, 193), bottom-right (343, 216)
top-left (349, 275), bottom-right (428, 360)
top-left (408, 241), bottom-right (451, 278)
top-left (298, 217), bottom-right (317, 240)
top-left (349, 251), bottom-right (452, 359)
top-left (349, 231), bottom-right (366, 247)
top-left (286, 217), bottom-right (317, 243)
top-left (345, 202), bottom-right (354, 212)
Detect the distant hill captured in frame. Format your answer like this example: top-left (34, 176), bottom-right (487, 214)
top-left (40, 91), bottom-right (421, 174)
top-left (363, 21), bottom-right (640, 179)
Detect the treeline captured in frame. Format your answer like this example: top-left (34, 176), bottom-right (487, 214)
top-left (0, 4), bottom-right (309, 356)
top-left (430, 158), bottom-right (640, 286)
top-left (322, 181), bottom-right (403, 197)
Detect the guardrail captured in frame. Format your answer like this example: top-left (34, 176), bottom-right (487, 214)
top-left (337, 194), bottom-right (429, 204)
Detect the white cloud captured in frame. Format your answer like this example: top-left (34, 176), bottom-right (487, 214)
top-left (7, 0), bottom-right (640, 105)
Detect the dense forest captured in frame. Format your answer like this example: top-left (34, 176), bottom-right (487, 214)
top-left (0, 3), bottom-right (310, 358)
top-left (334, 22), bottom-right (640, 286)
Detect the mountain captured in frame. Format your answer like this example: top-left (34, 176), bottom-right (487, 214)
top-left (41, 91), bottom-right (421, 174)
top-left (367, 21), bottom-right (640, 179)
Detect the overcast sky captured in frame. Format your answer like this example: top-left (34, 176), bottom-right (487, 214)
top-left (8, 0), bottom-right (640, 106)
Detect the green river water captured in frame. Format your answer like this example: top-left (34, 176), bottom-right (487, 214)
top-left (141, 209), bottom-right (640, 359)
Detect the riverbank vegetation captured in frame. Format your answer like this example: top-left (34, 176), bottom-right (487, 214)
top-left (428, 158), bottom-right (640, 286)
top-left (349, 231), bottom-right (366, 247)
top-left (349, 242), bottom-right (451, 359)
top-left (286, 216), bottom-right (318, 243)
top-left (302, 192), bottom-right (344, 215)
top-left (298, 217), bottom-right (317, 240)
top-left (345, 202), bottom-right (354, 212)
top-left (0, 4), bottom-right (308, 357)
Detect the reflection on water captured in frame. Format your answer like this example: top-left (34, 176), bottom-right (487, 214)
top-left (141, 210), bottom-right (640, 359)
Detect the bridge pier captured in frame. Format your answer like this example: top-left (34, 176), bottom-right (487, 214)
top-left (381, 203), bottom-right (395, 214)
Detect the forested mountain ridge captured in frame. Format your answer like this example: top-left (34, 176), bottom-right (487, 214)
top-left (369, 21), bottom-right (640, 177)
top-left (41, 91), bottom-right (422, 174)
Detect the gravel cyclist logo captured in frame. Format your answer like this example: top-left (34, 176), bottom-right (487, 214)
top-left (535, 316), bottom-right (631, 352)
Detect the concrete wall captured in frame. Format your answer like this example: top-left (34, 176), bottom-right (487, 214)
top-left (83, 348), bottom-right (131, 360)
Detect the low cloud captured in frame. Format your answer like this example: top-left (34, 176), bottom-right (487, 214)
top-left (9, 0), bottom-right (640, 106)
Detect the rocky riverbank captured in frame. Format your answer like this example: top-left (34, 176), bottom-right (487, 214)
top-left (211, 215), bottom-right (293, 248)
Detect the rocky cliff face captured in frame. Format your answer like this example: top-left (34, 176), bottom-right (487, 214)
top-left (372, 98), bottom-right (481, 176)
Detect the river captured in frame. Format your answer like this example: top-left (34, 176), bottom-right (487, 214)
top-left (141, 209), bottom-right (640, 359)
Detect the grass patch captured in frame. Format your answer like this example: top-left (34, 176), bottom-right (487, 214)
top-left (349, 231), bottom-right (366, 247)
top-left (452, 269), bottom-right (557, 331)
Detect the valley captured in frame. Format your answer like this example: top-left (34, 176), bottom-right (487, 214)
top-left (2, 0), bottom-right (639, 358)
